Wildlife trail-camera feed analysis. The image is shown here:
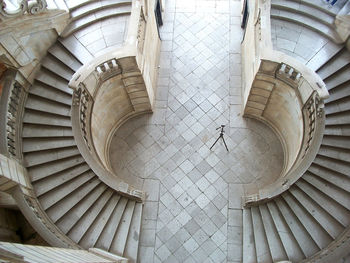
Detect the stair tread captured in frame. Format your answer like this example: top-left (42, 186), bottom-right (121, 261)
top-left (271, 0), bottom-right (335, 25)
top-left (303, 172), bottom-right (350, 210)
top-left (266, 202), bottom-right (304, 262)
top-left (41, 56), bottom-right (75, 82)
top-left (79, 194), bottom-right (121, 249)
top-left (324, 125), bottom-right (350, 136)
top-left (61, 7), bottom-right (131, 37)
top-left (306, 41), bottom-right (342, 72)
top-left (289, 186), bottom-right (344, 239)
top-left (251, 206), bottom-right (273, 263)
top-left (23, 109), bottom-right (72, 127)
top-left (22, 124), bottom-right (73, 139)
top-left (309, 162), bottom-right (350, 193)
top-left (28, 155), bottom-right (85, 182)
top-left (274, 197), bottom-right (319, 257)
top-left (313, 154), bottom-right (350, 177)
top-left (70, 0), bottom-right (131, 20)
top-left (259, 204), bottom-right (288, 262)
top-left (317, 48), bottom-right (350, 79)
top-left (69, 188), bottom-right (114, 243)
top-left (38, 170), bottom-right (95, 210)
top-left (296, 179), bottom-right (350, 227)
top-left (54, 181), bottom-right (106, 230)
top-left (325, 97), bottom-right (350, 115)
top-left (322, 134), bottom-right (350, 149)
top-left (33, 163), bottom-right (90, 196)
top-left (29, 82), bottom-right (72, 106)
top-left (48, 43), bottom-right (82, 72)
top-left (25, 95), bottom-right (71, 117)
top-left (271, 10), bottom-right (342, 43)
top-left (35, 71), bottom-right (72, 95)
top-left (59, 36), bottom-right (93, 65)
top-left (24, 145), bottom-right (79, 167)
top-left (23, 137), bottom-right (76, 153)
top-left (324, 67), bottom-right (350, 90)
top-left (123, 202), bottom-right (143, 263)
top-left (110, 200), bottom-right (136, 256)
top-left (243, 209), bottom-right (257, 263)
top-left (317, 146), bottom-right (350, 167)
top-left (95, 197), bottom-right (128, 251)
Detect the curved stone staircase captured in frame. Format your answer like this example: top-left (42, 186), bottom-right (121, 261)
top-left (242, 1), bottom-right (350, 262)
top-left (17, 1), bottom-right (143, 262)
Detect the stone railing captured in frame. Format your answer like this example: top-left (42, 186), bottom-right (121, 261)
top-left (70, 53), bottom-right (151, 202)
top-left (241, 0), bottom-right (329, 206)
top-left (0, 70), bottom-right (27, 161)
top-left (0, 0), bottom-right (47, 19)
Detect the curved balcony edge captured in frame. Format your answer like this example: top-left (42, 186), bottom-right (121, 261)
top-left (70, 49), bottom-right (152, 202)
top-left (242, 57), bottom-right (327, 206)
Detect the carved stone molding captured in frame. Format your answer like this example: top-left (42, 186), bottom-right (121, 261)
top-left (0, 0), bottom-right (47, 18)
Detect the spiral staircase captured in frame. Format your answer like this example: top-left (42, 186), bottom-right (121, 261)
top-left (1, 0), bottom-right (350, 262)
top-left (242, 1), bottom-right (350, 262)
top-left (4, 1), bottom-right (143, 262)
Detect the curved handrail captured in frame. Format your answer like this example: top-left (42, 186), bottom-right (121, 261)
top-left (241, 0), bottom-right (329, 206)
top-left (70, 49), bottom-right (151, 201)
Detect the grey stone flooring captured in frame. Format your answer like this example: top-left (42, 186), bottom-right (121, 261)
top-left (109, 1), bottom-right (283, 262)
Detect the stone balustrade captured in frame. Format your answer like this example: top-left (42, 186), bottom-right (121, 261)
top-left (241, 0), bottom-right (329, 206)
top-left (69, 0), bottom-right (161, 202)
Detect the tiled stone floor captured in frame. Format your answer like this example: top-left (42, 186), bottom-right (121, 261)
top-left (109, 1), bottom-right (284, 262)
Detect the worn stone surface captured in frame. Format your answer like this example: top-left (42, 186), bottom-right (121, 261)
top-left (109, 0), bottom-right (284, 261)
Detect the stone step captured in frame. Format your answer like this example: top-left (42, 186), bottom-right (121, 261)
top-left (48, 43), bottom-right (82, 72)
top-left (274, 197), bottom-right (319, 257)
top-left (45, 177), bottom-right (100, 222)
top-left (309, 163), bottom-right (350, 193)
top-left (318, 145), bottom-right (350, 164)
top-left (322, 135), bottom-right (350, 150)
top-left (70, 0), bottom-right (131, 21)
top-left (325, 82), bottom-right (350, 104)
top-left (61, 5), bottom-right (131, 38)
top-left (270, 10), bottom-right (342, 43)
top-left (22, 124), bottom-right (73, 139)
top-left (54, 181), bottom-right (107, 229)
top-left (110, 200), bottom-right (136, 256)
top-left (325, 96), bottom-right (350, 115)
top-left (266, 202), bottom-right (304, 262)
top-left (28, 154), bottom-right (85, 182)
top-left (95, 197), bottom-right (128, 251)
top-left (271, 0), bottom-right (335, 25)
top-left (23, 137), bottom-right (76, 153)
top-left (41, 55), bottom-right (75, 82)
top-left (295, 179), bottom-right (350, 227)
top-left (303, 172), bottom-right (350, 210)
top-left (289, 186), bottom-right (344, 239)
top-left (68, 188), bottom-right (114, 243)
top-left (313, 154), bottom-right (350, 177)
top-left (317, 48), bottom-right (350, 79)
top-left (29, 81), bottom-right (72, 106)
top-left (23, 109), bottom-right (72, 127)
top-left (324, 66), bottom-right (350, 91)
top-left (281, 192), bottom-right (333, 249)
top-left (306, 41), bottom-right (342, 72)
top-left (25, 94), bottom-right (71, 117)
top-left (324, 125), bottom-right (350, 136)
top-left (325, 111), bottom-right (350, 126)
top-left (33, 163), bottom-right (90, 196)
top-left (38, 170), bottom-right (95, 209)
top-left (242, 209), bottom-right (257, 263)
top-left (79, 194), bottom-right (121, 249)
top-left (24, 145), bottom-right (79, 167)
top-left (59, 36), bottom-right (93, 65)
top-left (124, 202), bottom-right (143, 263)
top-left (258, 204), bottom-right (288, 262)
top-left (35, 71), bottom-right (72, 95)
top-left (250, 206), bottom-right (273, 263)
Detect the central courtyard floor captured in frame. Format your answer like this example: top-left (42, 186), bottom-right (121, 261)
top-left (109, 1), bottom-right (284, 262)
